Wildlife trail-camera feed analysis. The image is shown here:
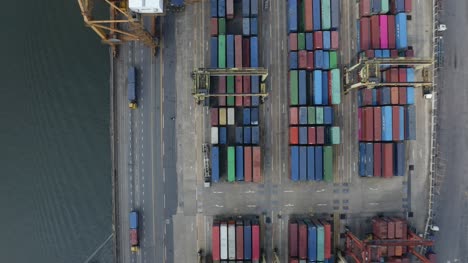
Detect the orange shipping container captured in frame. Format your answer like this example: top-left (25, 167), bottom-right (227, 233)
top-left (304, 0), bottom-right (313, 32)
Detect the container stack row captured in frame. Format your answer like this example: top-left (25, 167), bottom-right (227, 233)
top-left (210, 0), bottom-right (263, 183)
top-left (212, 219), bottom-right (261, 262)
top-left (370, 217), bottom-right (411, 261)
top-left (287, 0), bottom-right (342, 183)
top-left (358, 0), bottom-right (412, 57)
top-left (289, 218), bottom-right (333, 263)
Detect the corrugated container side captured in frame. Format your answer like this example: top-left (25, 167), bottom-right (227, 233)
top-left (314, 70), bottom-right (323, 104)
top-left (291, 146), bottom-right (299, 181)
top-left (218, 35), bottom-right (226, 68)
top-left (360, 17), bottom-right (371, 51)
top-left (244, 222), bottom-right (252, 259)
top-left (289, 221), bottom-right (299, 257)
top-left (370, 15), bottom-right (380, 49)
top-left (323, 146), bottom-right (333, 182)
top-left (212, 224), bottom-right (221, 260)
top-left (374, 107), bottom-right (382, 141)
top-left (307, 146), bottom-right (315, 180)
top-left (313, 0), bottom-right (321, 30)
top-left (236, 146), bottom-right (244, 181)
top-left (253, 146), bottom-right (261, 182)
top-left (395, 13), bottom-right (407, 49)
top-left (242, 0), bottom-right (250, 17)
top-left (359, 143), bottom-right (366, 176)
top-left (220, 223), bottom-right (228, 260)
top-left (331, 0), bottom-right (340, 29)
top-left (321, 0), bottom-right (331, 29)
top-left (329, 50), bottom-right (338, 68)
top-left (290, 70), bottom-right (299, 105)
top-left (305, 0), bottom-right (313, 31)
top-left (211, 146), bottom-right (220, 182)
top-left (227, 146), bottom-right (235, 182)
top-left (315, 146), bottom-right (323, 180)
top-left (316, 107), bottom-right (324, 124)
top-left (298, 222), bottom-right (308, 259)
top-left (307, 221), bottom-right (317, 261)
top-left (405, 105), bottom-right (416, 140)
top-left (235, 35), bottom-right (243, 67)
top-left (210, 0), bottom-right (217, 17)
top-left (366, 143), bottom-right (374, 177)
top-left (299, 127), bottom-right (308, 145)
top-left (250, 36), bottom-right (259, 67)
top-left (299, 70), bottom-right (307, 105)
top-left (323, 31), bottom-right (331, 50)
top-left (218, 0), bottom-right (226, 17)
top-left (299, 146), bottom-right (308, 181)
top-left (382, 106), bottom-right (393, 141)
top-left (252, 224), bottom-right (260, 260)
top-left (289, 0), bottom-right (298, 32)
top-left (373, 143), bottom-right (382, 177)
top-left (219, 127), bottom-right (227, 145)
top-left (244, 146), bottom-right (253, 182)
top-left (236, 224), bottom-right (244, 259)
top-left (227, 35), bottom-right (234, 67)
top-left (290, 127), bottom-right (299, 145)
top-left (331, 68), bottom-right (341, 104)
top-left (382, 143), bottom-right (393, 178)
top-left (299, 107), bottom-right (308, 124)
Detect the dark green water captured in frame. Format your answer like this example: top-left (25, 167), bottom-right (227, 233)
top-left (0, 1), bottom-right (113, 263)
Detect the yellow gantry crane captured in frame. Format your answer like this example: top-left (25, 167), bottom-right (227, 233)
top-left (191, 68), bottom-right (269, 104)
top-left (343, 57), bottom-right (433, 94)
top-left (77, 0), bottom-right (159, 56)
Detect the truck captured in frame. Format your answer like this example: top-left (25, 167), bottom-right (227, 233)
top-left (129, 211), bottom-right (139, 252)
top-left (128, 0), bottom-right (164, 14)
top-left (128, 67), bottom-right (137, 109)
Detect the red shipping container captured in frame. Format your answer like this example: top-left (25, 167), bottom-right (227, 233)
top-left (253, 146), bottom-right (262, 182)
top-left (392, 106), bottom-right (400, 141)
top-left (393, 218), bottom-right (403, 238)
top-left (212, 224), bottom-right (220, 260)
top-left (298, 50), bottom-right (308, 69)
top-left (243, 38), bottom-right (250, 67)
top-left (320, 220), bottom-right (332, 259)
top-left (386, 218), bottom-right (395, 239)
top-left (390, 49), bottom-right (399, 58)
top-left (218, 77), bottom-right (226, 106)
top-left (298, 222), bottom-right (307, 259)
top-left (372, 218), bottom-right (388, 239)
top-left (307, 52), bottom-right (314, 70)
top-left (398, 68), bottom-right (407, 82)
top-left (388, 15), bottom-right (396, 49)
top-left (360, 0), bottom-right (371, 17)
top-left (363, 89), bottom-right (373, 105)
top-left (358, 108), bottom-right (362, 140)
top-left (365, 107), bottom-right (374, 141)
top-left (252, 224), bottom-right (260, 259)
top-left (290, 259), bottom-right (299, 263)
top-left (211, 108), bottom-right (219, 126)
top-left (235, 35), bottom-right (243, 67)
top-left (290, 107), bottom-right (298, 125)
top-left (360, 17), bottom-right (371, 51)
top-left (244, 146), bottom-right (253, 182)
top-left (305, 0), bottom-right (313, 32)
top-left (382, 143), bottom-right (393, 178)
top-left (289, 33), bottom-right (298, 51)
top-left (235, 76), bottom-right (243, 106)
top-left (388, 246), bottom-right (395, 257)
top-left (236, 224), bottom-right (244, 259)
top-left (374, 107), bottom-right (382, 141)
top-left (370, 15), bottom-right (380, 49)
top-left (226, 0), bottom-right (234, 18)
top-left (390, 87), bottom-right (399, 104)
top-left (331, 31), bottom-right (339, 49)
top-left (243, 77), bottom-right (251, 106)
top-left (405, 49), bottom-right (414, 57)
top-left (210, 18), bottom-right (218, 36)
top-left (316, 126), bottom-right (325, 144)
top-left (365, 49), bottom-right (374, 58)
top-left (308, 127), bottom-right (316, 145)
top-left (314, 31), bottom-right (323, 49)
top-left (373, 143), bottom-right (382, 177)
top-left (404, 0), bottom-right (412, 13)
top-left (289, 222), bottom-right (298, 257)
top-left (399, 87), bottom-right (407, 104)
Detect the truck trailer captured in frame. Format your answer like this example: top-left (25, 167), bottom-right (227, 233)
top-left (129, 211), bottom-right (139, 252)
top-left (128, 67), bottom-right (137, 109)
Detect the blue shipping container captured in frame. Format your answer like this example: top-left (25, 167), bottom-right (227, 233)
top-left (299, 127), bottom-right (308, 145)
top-left (366, 143), bottom-right (374, 177)
top-left (359, 143), bottom-right (366, 176)
top-left (395, 13), bottom-right (408, 50)
top-left (252, 126), bottom-right (260, 144)
top-left (323, 51), bottom-right (330, 69)
top-left (130, 212), bottom-right (138, 229)
top-left (290, 52), bottom-right (298, 69)
top-left (288, 0), bottom-right (298, 32)
top-left (299, 70), bottom-right (307, 105)
top-left (399, 106), bottom-right (404, 141)
top-left (243, 17), bottom-right (250, 36)
top-left (211, 146), bottom-right (220, 182)
top-left (250, 17), bottom-right (258, 36)
top-left (251, 76), bottom-right (260, 106)
top-left (250, 37), bottom-right (258, 67)
top-left (291, 146), bottom-right (299, 181)
top-left (218, 0), bottom-right (225, 17)
top-left (243, 108), bottom-right (251, 125)
top-left (227, 35), bottom-right (234, 68)
top-left (382, 106), bottom-right (393, 141)
top-left (357, 89), bottom-right (363, 107)
top-left (210, 0), bottom-right (217, 17)
top-left (300, 146), bottom-right (307, 181)
top-left (306, 33), bottom-right (314, 51)
top-left (356, 19), bottom-right (361, 53)
top-left (307, 146), bottom-right (315, 181)
top-left (371, 0), bottom-right (381, 14)
top-left (381, 87), bottom-right (391, 105)
top-left (383, 49), bottom-right (390, 58)
top-left (322, 70), bottom-right (329, 104)
top-left (406, 68), bottom-right (415, 104)
top-left (219, 127), bottom-right (227, 144)
top-left (405, 105), bottom-right (416, 140)
top-left (314, 50), bottom-right (324, 69)
top-left (251, 107), bottom-right (259, 125)
top-left (242, 0), bottom-right (250, 17)
top-left (313, 0), bottom-right (321, 30)
top-left (244, 222), bottom-right (252, 259)
top-left (314, 70), bottom-right (323, 105)
top-left (211, 37), bottom-right (218, 68)
top-left (236, 127), bottom-right (243, 144)
top-left (394, 142), bottom-right (405, 176)
top-left (323, 31), bottom-right (331, 50)
top-left (250, 0), bottom-right (258, 17)
top-left (331, 0), bottom-right (340, 29)
top-left (243, 127), bottom-right (251, 144)
top-left (395, 0), bottom-right (405, 13)
top-left (315, 146), bottom-right (323, 180)
top-left (307, 221), bottom-right (318, 261)
top-left (372, 89), bottom-right (377, 105)
top-left (236, 146), bottom-right (244, 181)
top-left (375, 49), bottom-right (383, 58)
top-left (299, 107), bottom-right (308, 124)
top-left (324, 106), bottom-right (333, 124)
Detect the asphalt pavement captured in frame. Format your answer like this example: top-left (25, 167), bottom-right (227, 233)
top-left (433, 0), bottom-right (468, 261)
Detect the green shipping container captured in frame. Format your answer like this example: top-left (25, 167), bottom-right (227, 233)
top-left (323, 146), bottom-right (333, 182)
top-left (228, 146), bottom-right (235, 182)
top-left (298, 33), bottom-right (306, 50)
top-left (227, 76), bottom-right (235, 106)
top-left (381, 0), bottom-right (389, 13)
top-left (321, 0), bottom-right (331, 30)
top-left (331, 68), bottom-right (341, 104)
top-left (315, 220), bottom-right (325, 261)
top-left (308, 107), bottom-right (316, 124)
top-left (218, 35), bottom-right (226, 68)
top-left (329, 51), bottom-right (338, 69)
top-left (316, 107), bottom-right (324, 124)
top-left (299, 0), bottom-right (305, 32)
top-left (218, 18), bottom-right (226, 35)
top-left (290, 70), bottom-right (298, 105)
top-left (331, 126), bottom-right (340, 144)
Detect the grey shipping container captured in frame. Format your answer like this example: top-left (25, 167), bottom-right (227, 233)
top-left (250, 0), bottom-right (258, 17)
top-left (405, 105), bottom-right (416, 140)
top-left (331, 0), bottom-right (340, 29)
top-left (394, 142), bottom-right (405, 176)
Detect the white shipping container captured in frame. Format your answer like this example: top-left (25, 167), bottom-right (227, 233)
top-left (227, 108), bottom-right (235, 125)
top-left (211, 127), bottom-right (218, 144)
top-left (228, 223), bottom-right (236, 260)
top-left (220, 223), bottom-right (228, 260)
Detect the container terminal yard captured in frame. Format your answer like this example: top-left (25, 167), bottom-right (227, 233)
top-left (76, 0), bottom-right (468, 262)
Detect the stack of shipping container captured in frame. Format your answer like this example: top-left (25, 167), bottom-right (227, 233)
top-left (210, 0), bottom-right (262, 183)
top-left (212, 219), bottom-right (261, 262)
top-left (289, 218), bottom-right (333, 263)
top-left (288, 0), bottom-right (342, 183)
top-left (369, 217), bottom-right (412, 261)
top-left (356, 0), bottom-right (416, 178)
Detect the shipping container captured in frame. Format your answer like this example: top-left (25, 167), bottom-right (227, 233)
top-left (404, 0), bottom-right (412, 12)
top-left (235, 76), bottom-right (242, 106)
top-left (244, 77), bottom-right (251, 106)
top-left (211, 127), bottom-right (219, 144)
top-left (306, 33), bottom-right (314, 50)
top-left (228, 222), bottom-right (236, 259)
top-left (242, 0), bottom-right (250, 17)
top-left (314, 31), bottom-right (323, 49)
top-left (392, 106), bottom-right (400, 141)
top-left (227, 107), bottom-right (234, 125)
top-left (298, 50), bottom-right (307, 69)
top-left (211, 146), bottom-right (220, 182)
top-left (359, 143), bottom-right (366, 176)
top-left (315, 146), bottom-right (323, 180)
top-left (395, 13), bottom-right (407, 49)
top-left (323, 146), bottom-right (333, 182)
top-left (226, 35), bottom-right (234, 68)
top-left (331, 69), bottom-right (341, 104)
top-left (244, 146), bottom-right (252, 182)
top-left (211, 108), bottom-right (219, 126)
top-left (227, 77), bottom-right (234, 106)
top-left (307, 107), bottom-right (316, 124)
top-left (218, 35), bottom-right (226, 68)
top-left (406, 68), bottom-right (415, 104)
top-left (316, 107), bottom-right (324, 124)
top-left (290, 33), bottom-right (298, 51)
top-left (244, 221), bottom-right (252, 259)
top-left (210, 0), bottom-right (217, 17)
top-left (373, 143), bottom-right (382, 177)
top-left (299, 221), bottom-right (308, 259)
top-left (370, 15), bottom-right (380, 49)
top-left (331, 0), bottom-right (340, 29)
top-left (218, 76), bottom-right (226, 106)
top-left (307, 146), bottom-right (315, 180)
top-left (251, 0), bottom-right (259, 16)
top-left (250, 36), bottom-right (258, 67)
top-left (253, 146), bottom-right (261, 182)
top-left (323, 51), bottom-right (330, 69)
top-left (387, 15), bottom-right (396, 49)
top-left (290, 127), bottom-right (299, 145)
top-left (380, 15), bottom-right (388, 49)
top-left (235, 35), bottom-right (242, 67)
top-left (219, 18), bottom-right (226, 35)
top-left (372, 0), bottom-right (381, 14)
top-left (360, 17), bottom-right (371, 51)
top-left (329, 51), bottom-right (337, 69)
top-left (314, 70), bottom-right (323, 104)
top-left (299, 70), bottom-right (307, 105)
top-left (314, 220), bottom-right (324, 261)
top-left (305, 0), bottom-right (313, 31)
top-left (392, 0), bottom-right (405, 13)
top-left (298, 107), bottom-right (308, 124)
top-left (319, 220), bottom-right (331, 259)
top-left (290, 52), bottom-right (298, 70)
top-left (314, 50), bottom-right (323, 69)
top-left (235, 222), bottom-right (244, 260)
top-left (330, 31), bottom-right (339, 50)
top-left (220, 223), bottom-right (228, 260)
top-left (322, 70), bottom-right (329, 104)
top-left (323, 106), bottom-right (333, 125)
top-left (218, 0), bottom-right (226, 17)
top-left (251, 107), bottom-right (259, 125)
top-left (219, 127), bottom-right (227, 144)
top-left (291, 146), bottom-right (299, 181)
top-left (366, 143), bottom-right (374, 176)
top-left (321, 0), bottom-right (331, 30)
top-left (252, 223), bottom-right (260, 260)
top-left (394, 142), bottom-right (405, 176)
top-left (306, 221), bottom-right (317, 261)
top-left (298, 33), bottom-right (306, 50)
top-left (244, 127), bottom-right (251, 144)
top-left (290, 70), bottom-right (299, 105)
top-left (289, 0), bottom-right (298, 32)
top-left (211, 37), bottom-right (218, 67)
top-left (242, 17), bottom-right (250, 36)
top-left (308, 127), bottom-right (316, 145)
top-left (381, 0), bottom-right (389, 13)
top-left (290, 107), bottom-right (299, 125)
top-left (382, 143), bottom-right (393, 178)
top-left (299, 127), bottom-right (308, 145)
top-left (331, 126), bottom-right (340, 144)
top-left (251, 76), bottom-right (260, 106)
top-left (289, 221), bottom-right (298, 257)
top-left (405, 105), bottom-right (416, 140)
top-left (313, 0), bottom-right (321, 30)
top-left (382, 106), bottom-right (393, 141)
top-left (374, 107), bottom-right (382, 141)
top-left (212, 224), bottom-right (221, 260)
top-left (227, 147), bottom-right (235, 182)
top-left (299, 146), bottom-right (307, 181)
top-left (323, 31), bottom-right (331, 50)
top-left (235, 127), bottom-right (243, 144)
top-left (236, 146), bottom-right (244, 181)
top-left (365, 107), bottom-right (374, 141)
top-left (242, 37), bottom-right (250, 67)
top-left (252, 126), bottom-right (260, 144)
top-left (211, 18), bottom-right (218, 36)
